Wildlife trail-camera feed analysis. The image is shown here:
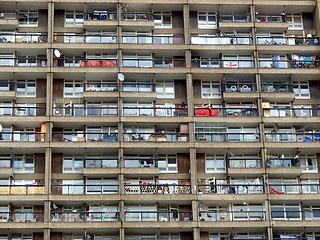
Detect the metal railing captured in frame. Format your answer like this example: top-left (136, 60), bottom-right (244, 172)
top-left (0, 158), bottom-right (11, 168)
top-left (124, 132), bottom-right (189, 142)
top-left (122, 82), bottom-right (155, 92)
top-left (51, 184), bottom-right (119, 194)
top-left (0, 11), bottom-right (17, 20)
top-left (191, 35), bottom-right (252, 45)
top-left (195, 133), bottom-right (260, 142)
top-left (0, 33), bottom-right (47, 43)
top-left (122, 12), bottom-right (153, 21)
top-left (0, 106), bottom-right (46, 116)
top-left (53, 58), bottom-right (117, 67)
top-left (219, 13), bottom-right (251, 22)
top-left (0, 132), bottom-right (46, 142)
top-left (261, 83), bottom-right (294, 93)
top-left (84, 82), bottom-right (118, 92)
top-left (54, 33), bottom-right (117, 44)
top-left (0, 185), bottom-right (45, 194)
top-left (272, 209), bottom-right (320, 220)
top-left (257, 36), bottom-right (319, 46)
top-left (122, 58), bottom-right (185, 68)
top-left (123, 107), bottom-right (187, 117)
top-left (269, 184), bottom-right (320, 194)
top-left (52, 132), bottom-right (118, 142)
top-left (194, 108), bottom-right (258, 117)
top-left (122, 35), bottom-right (184, 44)
top-left (124, 211), bottom-right (192, 222)
top-left (0, 212), bottom-right (44, 222)
top-left (264, 132), bottom-right (320, 142)
top-left (263, 108), bottom-right (320, 117)
top-left (259, 59), bottom-right (320, 69)
top-left (266, 158), bottom-right (300, 168)
top-left (197, 184), bottom-right (264, 194)
top-left (85, 11), bottom-right (117, 21)
top-left (228, 158), bottom-right (263, 168)
top-left (191, 59), bottom-right (254, 68)
top-left (223, 83), bottom-right (257, 92)
top-left (199, 210), bottom-right (266, 221)
top-left (0, 80), bottom-right (15, 91)
top-left (255, 14), bottom-right (286, 23)
top-left (123, 157), bottom-right (157, 168)
top-left (52, 106), bottom-right (118, 117)
top-left (0, 57), bottom-right (47, 67)
top-left (124, 184), bottom-right (191, 194)
top-left (51, 211), bottom-right (119, 222)
top-left (85, 158), bottom-right (118, 168)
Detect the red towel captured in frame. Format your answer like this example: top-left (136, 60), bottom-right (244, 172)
top-left (270, 187), bottom-right (284, 194)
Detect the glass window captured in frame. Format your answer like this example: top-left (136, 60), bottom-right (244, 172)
top-left (205, 155), bottom-right (225, 173)
top-left (201, 81), bottom-right (221, 98)
top-left (293, 81), bottom-right (310, 99)
top-left (158, 155), bottom-right (177, 173)
top-left (64, 80), bottom-right (83, 97)
top-left (198, 13), bottom-right (217, 29)
top-left (63, 155), bottom-right (83, 173)
top-left (65, 11), bottom-right (84, 27)
top-left (287, 14), bottom-right (303, 30)
top-left (13, 154), bottom-right (34, 173)
top-left (62, 180), bottom-right (84, 194)
top-left (18, 11), bottom-right (38, 26)
top-left (16, 80), bottom-right (36, 97)
top-left (156, 81), bottom-right (174, 98)
top-left (154, 12), bottom-right (172, 28)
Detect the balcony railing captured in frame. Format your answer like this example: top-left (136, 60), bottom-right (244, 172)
top-left (53, 107), bottom-right (118, 117)
top-left (124, 132), bottom-right (189, 142)
top-left (54, 33), bottom-right (117, 44)
top-left (194, 108), bottom-right (258, 117)
top-left (198, 184), bottom-right (264, 194)
top-left (265, 132), bottom-right (320, 142)
top-left (195, 133), bottom-right (260, 142)
top-left (191, 59), bottom-right (254, 68)
top-left (257, 36), bottom-right (319, 46)
top-left (266, 158), bottom-right (300, 168)
top-left (123, 107), bottom-right (187, 117)
top-left (269, 184), bottom-right (320, 194)
top-left (0, 158), bottom-right (11, 168)
top-left (255, 14), bottom-right (286, 23)
top-left (51, 211), bottom-right (119, 222)
top-left (85, 158), bottom-right (118, 168)
top-left (0, 185), bottom-right (45, 194)
top-left (0, 132), bottom-right (45, 142)
top-left (85, 11), bottom-right (117, 21)
top-left (199, 210), bottom-right (265, 221)
top-left (122, 82), bottom-right (155, 92)
top-left (54, 58), bottom-right (117, 68)
top-left (0, 106), bottom-right (46, 116)
top-left (219, 13), bottom-right (251, 22)
top-left (122, 35), bottom-right (184, 44)
top-left (261, 83), bottom-right (293, 93)
top-left (223, 83), bottom-right (257, 92)
top-left (122, 12), bottom-right (153, 21)
top-left (191, 35), bottom-right (252, 45)
top-left (0, 11), bottom-right (17, 20)
top-left (263, 108), bottom-right (320, 117)
top-left (0, 80), bottom-right (15, 91)
top-left (271, 210), bottom-right (320, 221)
top-left (124, 211), bottom-right (192, 222)
top-left (0, 33), bottom-right (47, 43)
top-left (259, 59), bottom-right (320, 69)
top-left (122, 58), bottom-right (185, 68)
top-left (52, 184), bottom-right (119, 194)
top-left (124, 184), bottom-right (191, 194)
top-left (52, 132), bottom-right (118, 142)
top-left (84, 82), bottom-right (118, 92)
top-left (228, 158), bottom-right (263, 168)
top-left (0, 212), bottom-right (44, 222)
top-left (0, 57), bottom-right (47, 67)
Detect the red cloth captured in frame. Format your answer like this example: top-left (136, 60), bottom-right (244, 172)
top-left (195, 108), bottom-right (210, 116)
top-left (80, 60), bottom-right (86, 67)
top-left (270, 187), bottom-right (284, 194)
top-left (87, 60), bottom-right (101, 67)
top-left (211, 109), bottom-right (218, 116)
top-left (102, 60), bottom-right (117, 67)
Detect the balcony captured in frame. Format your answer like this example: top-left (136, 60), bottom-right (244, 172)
top-left (123, 106), bottom-right (187, 117)
top-left (53, 58), bottom-right (117, 68)
top-left (122, 34), bottom-right (184, 44)
top-left (261, 82), bottom-right (295, 102)
top-left (54, 33), bottom-right (117, 44)
top-left (124, 184), bottom-right (191, 194)
top-left (124, 211), bottom-right (192, 222)
top-left (0, 132), bottom-right (45, 142)
top-left (255, 14), bottom-right (288, 31)
top-left (51, 211), bottom-right (119, 222)
top-left (0, 81), bottom-right (15, 99)
top-left (194, 107), bottom-right (258, 117)
top-left (195, 133), bottom-right (260, 142)
top-left (191, 59), bottom-right (254, 69)
top-left (259, 59), bottom-right (320, 69)
top-left (265, 132), bottom-right (320, 142)
top-left (0, 33), bottom-right (47, 43)
top-left (52, 132), bottom-right (118, 142)
top-left (0, 106), bottom-right (46, 116)
top-left (122, 58), bottom-right (185, 68)
top-left (84, 11), bottom-right (117, 30)
top-left (190, 35), bottom-right (252, 45)
top-left (199, 210), bottom-right (266, 221)
top-left (0, 185), bottom-right (45, 194)
top-left (229, 158), bottom-right (263, 168)
top-left (257, 36), bottom-right (319, 46)
top-left (52, 184), bottom-right (119, 195)
top-left (218, 13), bottom-right (253, 31)
top-left (0, 211), bottom-right (44, 222)
top-left (121, 12), bottom-right (154, 29)
top-left (84, 81), bottom-right (118, 92)
top-left (85, 158), bottom-right (118, 168)
top-left (52, 106), bottom-right (118, 117)
top-left (197, 184), bottom-right (264, 194)
top-left (269, 184), bottom-right (320, 194)
top-left (124, 132), bottom-right (189, 142)
top-left (0, 57), bottom-right (47, 67)
top-left (0, 11), bottom-right (18, 29)
top-left (263, 107), bottom-right (320, 118)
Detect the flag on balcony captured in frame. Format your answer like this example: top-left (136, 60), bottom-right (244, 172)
top-left (270, 186), bottom-right (284, 194)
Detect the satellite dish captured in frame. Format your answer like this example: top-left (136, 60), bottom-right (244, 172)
top-left (118, 72), bottom-right (125, 81)
top-left (0, 123), bottom-right (2, 132)
top-left (54, 49), bottom-right (61, 58)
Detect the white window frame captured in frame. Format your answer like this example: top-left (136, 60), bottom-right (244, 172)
top-left (16, 80), bottom-right (36, 97)
top-left (201, 81), bottom-right (221, 98)
top-left (158, 154), bottom-right (177, 173)
top-left (13, 154), bottom-right (34, 173)
top-left (123, 102), bottom-right (153, 116)
top-left (205, 155), bottom-right (225, 173)
top-left (86, 178), bottom-right (118, 194)
top-left (63, 155), bottom-right (83, 173)
top-left (198, 12), bottom-right (217, 29)
top-left (300, 155), bottom-right (318, 172)
top-left (64, 80), bottom-right (83, 97)
top-left (269, 178), bottom-right (299, 194)
top-left (271, 204), bottom-right (301, 220)
top-left (62, 179), bottom-right (84, 194)
top-left (86, 102), bottom-right (117, 116)
top-left (154, 12), bottom-right (172, 28)
top-left (293, 81), bottom-right (310, 99)
top-left (65, 11), bottom-right (84, 27)
top-left (18, 10), bottom-right (38, 27)
top-left (287, 14), bottom-right (303, 30)
top-left (301, 179), bottom-right (319, 194)
top-left (222, 55), bottom-right (253, 68)
top-left (86, 31), bottom-right (117, 44)
top-left (156, 80), bottom-right (175, 98)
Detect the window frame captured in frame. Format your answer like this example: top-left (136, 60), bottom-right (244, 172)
top-left (205, 155), bottom-right (226, 173)
top-left (18, 10), bottom-right (38, 27)
top-left (293, 81), bottom-right (310, 99)
top-left (64, 80), bottom-right (83, 97)
top-left (16, 80), bottom-right (36, 97)
top-left (65, 11), bottom-right (84, 27)
top-left (201, 81), bottom-right (221, 98)
top-left (63, 154), bottom-right (83, 173)
top-left (198, 12), bottom-right (217, 29)
top-left (13, 154), bottom-right (34, 173)
top-left (154, 12), bottom-right (172, 28)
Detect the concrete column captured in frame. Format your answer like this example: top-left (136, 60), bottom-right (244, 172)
top-left (44, 200), bottom-right (50, 223)
top-left (185, 49), bottom-right (191, 69)
top-left (190, 148), bottom-right (197, 193)
top-left (46, 72), bottom-right (53, 119)
top-left (315, 0), bottom-right (320, 35)
top-left (192, 200), bottom-right (198, 222)
top-left (45, 147), bottom-right (52, 194)
top-left (47, 2), bottom-right (54, 44)
top-left (193, 227), bottom-right (200, 240)
top-left (267, 226), bottom-right (273, 240)
top-left (119, 200), bottom-right (125, 222)
top-left (44, 228), bottom-right (50, 240)
top-left (186, 73), bottom-right (194, 117)
top-left (183, 4), bottom-right (190, 44)
top-left (119, 173), bottom-right (124, 195)
top-left (120, 227), bottom-right (125, 240)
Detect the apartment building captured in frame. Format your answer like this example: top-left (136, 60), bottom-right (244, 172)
top-left (0, 0), bottom-right (320, 239)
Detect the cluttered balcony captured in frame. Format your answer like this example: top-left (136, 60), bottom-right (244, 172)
top-left (191, 58), bottom-right (254, 69)
top-left (0, 211), bottom-right (44, 223)
top-left (53, 57), bottom-right (117, 68)
top-left (260, 80), bottom-right (295, 102)
top-left (51, 210), bottom-right (119, 222)
top-left (0, 184), bottom-right (45, 195)
top-left (257, 36), bottom-right (319, 46)
top-left (255, 13), bottom-right (288, 31)
top-left (124, 182), bottom-right (191, 194)
top-left (0, 106), bottom-right (46, 116)
top-left (194, 107), bottom-right (258, 117)
top-left (0, 33), bottom-right (47, 43)
top-left (124, 132), bottom-right (189, 142)
top-left (259, 55), bottom-right (320, 69)
top-left (84, 11), bottom-right (117, 29)
top-left (197, 183), bottom-right (264, 195)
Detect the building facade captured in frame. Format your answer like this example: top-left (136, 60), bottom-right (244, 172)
top-left (0, 0), bottom-right (320, 239)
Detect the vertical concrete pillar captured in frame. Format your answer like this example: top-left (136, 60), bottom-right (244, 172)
top-left (190, 148), bottom-right (197, 193)
top-left (45, 147), bottom-right (52, 195)
top-left (44, 228), bottom-right (50, 240)
top-left (183, 4), bottom-right (190, 44)
top-left (186, 73), bottom-right (194, 117)
top-left (120, 227), bottom-right (125, 240)
top-left (193, 227), bottom-right (200, 240)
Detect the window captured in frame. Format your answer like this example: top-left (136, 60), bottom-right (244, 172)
top-left (233, 233), bottom-right (265, 240)
top-left (227, 127), bottom-right (259, 142)
top-left (14, 128), bottom-right (35, 142)
top-left (64, 80), bottom-right (83, 97)
top-left (15, 103), bottom-right (36, 116)
top-left (301, 180), bottom-right (319, 194)
top-left (304, 206), bottom-right (320, 220)
top-left (198, 13), bottom-right (217, 29)
top-left (0, 205), bottom-right (9, 222)
top-left (13, 154), bottom-right (34, 173)
top-left (293, 81), bottom-right (309, 99)
top-left (158, 155), bottom-right (177, 173)
top-left (0, 102), bottom-right (12, 116)
top-left (209, 233), bottom-right (230, 240)
top-left (222, 55), bottom-right (253, 68)
top-left (259, 55), bottom-right (287, 68)
top-left (154, 12), bottom-right (172, 28)
top-left (269, 179), bottom-right (299, 193)
top-left (232, 204), bottom-right (264, 221)
top-left (229, 155), bottom-right (261, 168)
top-left (201, 81), bottom-right (221, 98)
top-left (156, 81), bottom-right (174, 98)
top-left (87, 102), bottom-right (117, 116)
top-left (271, 204), bottom-right (301, 220)
top-left (300, 155), bottom-right (318, 172)
top-left (86, 178), bottom-right (118, 194)
top-left (230, 178), bottom-right (263, 194)
top-left (12, 234), bottom-right (32, 240)
top-left (62, 180), bottom-right (84, 194)
top-left (287, 14), bottom-right (303, 30)
top-left (86, 31), bottom-right (117, 44)
top-left (123, 102), bottom-right (153, 116)
top-left (18, 56), bottom-right (37, 67)
top-left (125, 205), bottom-right (157, 221)
top-left (122, 31), bottom-right (152, 44)
top-left (0, 155), bottom-right (11, 168)
top-left (62, 234), bottom-right (83, 240)
top-left (13, 206), bottom-right (33, 222)
top-left (16, 80), bottom-right (36, 97)
top-left (63, 155), bottom-right (83, 173)
top-left (88, 205), bottom-right (118, 222)
top-left (205, 155), bottom-right (225, 173)
top-left (86, 126), bottom-right (117, 142)
top-left (18, 11), bottom-right (38, 27)
top-left (86, 154), bottom-right (118, 168)
top-left (122, 55), bottom-right (152, 67)
top-left (124, 155), bottom-right (154, 168)
top-left (65, 11), bottom-right (84, 27)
